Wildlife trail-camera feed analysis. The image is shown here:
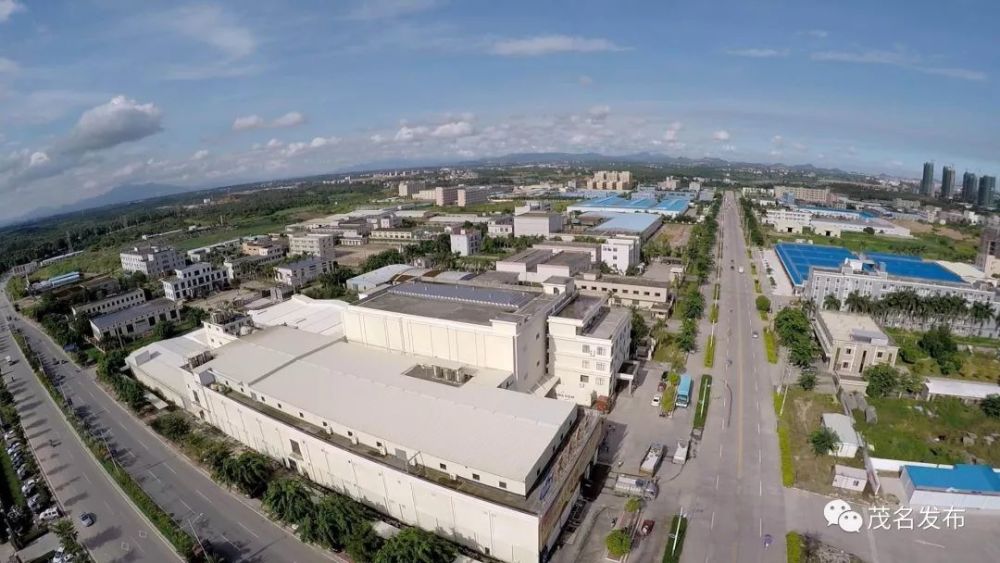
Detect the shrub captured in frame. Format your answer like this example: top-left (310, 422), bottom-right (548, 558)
top-left (606, 529), bottom-right (632, 558)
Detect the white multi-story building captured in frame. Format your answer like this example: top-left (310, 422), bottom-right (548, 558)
top-left (89, 298), bottom-right (181, 342)
top-left (773, 186), bottom-right (830, 205)
top-left (574, 272), bottom-right (672, 312)
top-left (495, 249), bottom-right (592, 284)
top-left (274, 257), bottom-right (336, 288)
top-left (814, 311), bottom-right (898, 393)
top-left (71, 288), bottom-right (146, 318)
top-left (600, 236), bottom-right (641, 274)
top-left (585, 170), bottom-right (634, 190)
top-left (289, 233), bottom-right (338, 261)
top-left (435, 186), bottom-right (459, 206)
top-left (975, 226), bottom-right (1000, 278)
top-left (398, 180), bottom-right (426, 197)
top-left (457, 187), bottom-right (489, 207)
top-left (547, 287), bottom-right (631, 406)
top-left (488, 217), bottom-right (514, 236)
top-left (120, 246), bottom-right (186, 278)
top-left (513, 213), bottom-right (563, 237)
top-left (162, 263), bottom-right (227, 301)
top-left (450, 228), bottom-right (482, 257)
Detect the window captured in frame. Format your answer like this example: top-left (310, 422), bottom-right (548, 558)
top-left (842, 362), bottom-right (850, 369)
top-left (322, 421), bottom-right (328, 427)
top-left (440, 463), bottom-right (447, 470)
top-left (499, 482), bottom-right (507, 489)
top-left (299, 412), bottom-right (304, 418)
top-left (580, 375), bottom-right (590, 383)
top-left (290, 439), bottom-right (302, 457)
top-left (844, 348), bottom-right (852, 355)
top-left (597, 347), bottom-right (606, 355)
top-left (582, 360), bottom-right (590, 369)
top-left (596, 362), bottom-right (606, 371)
top-left (472, 473), bottom-right (480, 481)
top-left (347, 431), bottom-right (354, 437)
top-left (876, 351), bottom-right (883, 358)
top-left (597, 377), bottom-right (607, 386)
top-left (376, 441), bottom-right (383, 448)
top-left (582, 344), bottom-right (590, 354)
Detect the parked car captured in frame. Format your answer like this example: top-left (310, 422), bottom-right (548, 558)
top-left (3, 430), bottom-right (18, 441)
top-left (6, 442), bottom-right (23, 455)
top-left (751, 331), bottom-right (759, 339)
top-left (27, 494), bottom-right (46, 511)
top-left (79, 512), bottom-right (95, 527)
top-left (38, 506), bottom-right (60, 522)
top-left (16, 464), bottom-right (32, 480)
top-left (20, 478), bottom-right (37, 495)
top-left (650, 394), bottom-right (661, 407)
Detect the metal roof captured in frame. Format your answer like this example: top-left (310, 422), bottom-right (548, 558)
top-left (904, 464), bottom-right (1000, 494)
top-left (389, 281), bottom-right (535, 309)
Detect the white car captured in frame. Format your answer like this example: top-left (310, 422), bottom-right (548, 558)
top-left (650, 394), bottom-right (661, 407)
top-left (39, 506), bottom-right (60, 522)
top-left (6, 442), bottom-right (22, 455)
top-left (20, 478), bottom-right (37, 494)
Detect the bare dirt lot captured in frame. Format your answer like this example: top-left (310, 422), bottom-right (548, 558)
top-left (892, 219), bottom-right (966, 241)
top-left (651, 222), bottom-right (692, 248)
top-left (335, 243), bottom-right (404, 267)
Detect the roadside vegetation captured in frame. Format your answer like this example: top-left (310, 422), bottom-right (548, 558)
top-left (692, 375), bottom-right (712, 429)
top-left (739, 197), bottom-right (765, 247)
top-left (886, 326), bottom-right (1000, 383)
top-left (773, 306), bottom-right (816, 367)
top-left (661, 514), bottom-right (688, 563)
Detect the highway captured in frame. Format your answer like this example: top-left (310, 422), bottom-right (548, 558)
top-left (1, 285), bottom-right (336, 563)
top-left (0, 299), bottom-right (179, 563)
top-left (678, 192), bottom-right (788, 562)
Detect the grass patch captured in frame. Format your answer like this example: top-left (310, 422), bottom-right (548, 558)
top-left (652, 330), bottom-right (687, 372)
top-left (750, 263), bottom-right (757, 276)
top-left (709, 303), bottom-right (719, 324)
top-left (786, 532), bottom-right (802, 563)
top-left (763, 329), bottom-right (778, 363)
top-left (853, 397), bottom-right (1000, 465)
top-left (31, 248), bottom-right (121, 279)
top-left (774, 392), bottom-right (795, 487)
top-left (885, 327), bottom-right (1000, 383)
top-left (692, 375), bottom-right (712, 429)
top-left (661, 515), bottom-right (688, 563)
top-left (713, 283), bottom-right (720, 300)
top-left (759, 310), bottom-right (768, 321)
top-left (0, 449), bottom-right (27, 510)
top-left (753, 278), bottom-right (762, 294)
top-left (778, 388), bottom-right (864, 493)
top-left (704, 335), bottom-right (715, 368)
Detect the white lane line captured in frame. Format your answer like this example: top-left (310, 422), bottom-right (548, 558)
top-left (759, 518), bottom-right (763, 538)
top-left (238, 522), bottom-right (261, 539)
top-left (710, 512), bottom-right (715, 530)
top-left (195, 489), bottom-right (212, 502)
top-left (146, 469), bottom-right (159, 482)
top-left (715, 475), bottom-right (720, 490)
top-left (719, 444), bottom-right (723, 458)
top-left (914, 540), bottom-right (945, 549)
top-left (163, 464), bottom-right (178, 475)
top-left (178, 499), bottom-right (193, 512)
top-left (759, 481), bottom-right (763, 496)
top-left (219, 533), bottom-right (239, 549)
top-left (138, 440), bottom-right (150, 451)
top-left (82, 474), bottom-right (93, 485)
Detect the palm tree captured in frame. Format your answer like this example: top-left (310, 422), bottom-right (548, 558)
top-left (970, 302), bottom-right (993, 326)
top-left (222, 452), bottom-right (273, 498)
top-left (822, 294), bottom-right (841, 311)
top-left (844, 291), bottom-right (865, 313)
top-left (314, 494), bottom-right (370, 549)
top-left (375, 528), bottom-right (455, 563)
top-left (50, 519), bottom-right (86, 559)
top-left (263, 478), bottom-right (314, 524)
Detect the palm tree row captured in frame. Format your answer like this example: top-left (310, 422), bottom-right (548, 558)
top-left (839, 289), bottom-right (999, 328)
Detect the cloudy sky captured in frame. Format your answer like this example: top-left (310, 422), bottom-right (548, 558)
top-left (1, 0), bottom-right (998, 222)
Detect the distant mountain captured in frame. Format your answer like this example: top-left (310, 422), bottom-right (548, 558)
top-left (11, 182), bottom-right (200, 224)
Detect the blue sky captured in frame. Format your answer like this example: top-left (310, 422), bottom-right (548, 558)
top-left (0, 0), bottom-right (998, 221)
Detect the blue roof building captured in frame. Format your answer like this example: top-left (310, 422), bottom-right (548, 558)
top-left (901, 464), bottom-right (1000, 510)
top-left (567, 196), bottom-right (689, 218)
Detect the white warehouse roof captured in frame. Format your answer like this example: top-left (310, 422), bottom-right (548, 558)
top-left (249, 295), bottom-right (348, 337)
top-left (821, 413), bottom-right (861, 447)
top-left (199, 326), bottom-right (575, 484)
top-left (924, 377), bottom-right (1000, 401)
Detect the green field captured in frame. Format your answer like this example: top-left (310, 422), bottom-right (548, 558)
top-left (777, 389), bottom-right (864, 494)
top-left (885, 328), bottom-right (1000, 383)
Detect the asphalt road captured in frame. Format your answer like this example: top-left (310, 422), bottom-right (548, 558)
top-left (0, 285), bottom-right (336, 563)
top-left (0, 302), bottom-right (179, 563)
top-left (678, 192), bottom-right (788, 563)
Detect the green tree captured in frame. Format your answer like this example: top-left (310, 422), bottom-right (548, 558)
top-left (823, 294), bottom-right (841, 311)
top-left (755, 295), bottom-right (771, 314)
top-left (201, 442), bottom-right (232, 476)
top-left (220, 452), bottom-right (273, 498)
top-left (864, 364), bottom-right (900, 398)
top-left (151, 411), bottom-right (191, 441)
top-left (605, 529), bottom-right (632, 558)
top-left (981, 395), bottom-right (1000, 419)
top-left (677, 319), bottom-right (697, 352)
top-left (375, 528), bottom-right (455, 563)
top-left (314, 494), bottom-right (370, 549)
top-left (809, 427), bottom-right (839, 456)
top-left (798, 371), bottom-right (817, 391)
top-left (918, 325), bottom-right (961, 374)
top-left (51, 519), bottom-right (86, 559)
top-left (624, 497), bottom-right (642, 513)
top-left (346, 523), bottom-right (385, 563)
top-left (264, 478), bottom-right (315, 524)
top-left (153, 320), bottom-right (176, 340)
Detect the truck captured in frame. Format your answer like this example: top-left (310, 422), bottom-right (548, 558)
top-left (672, 440), bottom-right (689, 465)
top-left (613, 475), bottom-right (658, 499)
top-left (639, 443), bottom-right (664, 476)
top-left (675, 374), bottom-right (693, 408)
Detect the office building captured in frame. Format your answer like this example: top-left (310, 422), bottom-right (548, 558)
top-left (449, 228), bottom-right (482, 257)
top-left (548, 289), bottom-right (631, 406)
top-left (435, 186), bottom-right (459, 206)
top-left (574, 272), bottom-right (672, 312)
top-left (920, 162), bottom-right (934, 196)
top-left (162, 263), bottom-right (227, 301)
top-left (513, 213), bottom-right (564, 237)
top-left (89, 298), bottom-right (181, 342)
top-left (488, 216), bottom-right (514, 236)
top-left (813, 311), bottom-right (898, 393)
top-left (978, 175), bottom-right (996, 208)
top-left (962, 172), bottom-right (978, 203)
top-left (289, 233), bottom-right (338, 261)
top-left (457, 187), bottom-right (489, 207)
top-left (600, 236), bottom-right (641, 274)
top-left (120, 246), bottom-right (186, 277)
top-left (772, 186), bottom-right (831, 205)
top-left (71, 288), bottom-right (146, 318)
top-left (976, 226), bottom-right (1000, 278)
top-left (398, 180), bottom-right (426, 197)
top-left (585, 170), bottom-right (634, 190)
top-left (274, 257), bottom-right (335, 288)
top-left (940, 166), bottom-right (955, 200)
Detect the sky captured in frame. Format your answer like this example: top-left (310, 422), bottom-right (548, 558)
top-left (0, 0), bottom-right (998, 222)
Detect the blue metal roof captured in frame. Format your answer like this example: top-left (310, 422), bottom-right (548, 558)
top-left (775, 243), bottom-right (857, 286)
top-left (574, 196), bottom-right (689, 214)
top-left (865, 252), bottom-right (964, 283)
top-left (904, 464), bottom-right (1000, 494)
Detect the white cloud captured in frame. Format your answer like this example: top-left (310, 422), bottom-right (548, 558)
top-left (578, 75), bottom-right (593, 86)
top-left (800, 29), bottom-right (829, 39)
top-left (769, 149), bottom-right (783, 157)
top-left (168, 5), bottom-right (255, 59)
top-left (192, 149), bottom-right (210, 160)
top-left (588, 105), bottom-right (611, 120)
top-left (62, 95), bottom-right (163, 154)
top-left (724, 48), bottom-right (789, 58)
top-left (490, 35), bottom-right (627, 56)
top-left (0, 57), bottom-right (17, 73)
top-left (28, 151), bottom-right (49, 167)
top-left (265, 138), bottom-right (283, 148)
top-left (712, 130), bottom-right (731, 141)
top-left (272, 111), bottom-right (306, 128)
top-left (0, 0), bottom-right (24, 23)
top-left (370, 134), bottom-right (386, 144)
top-left (811, 47), bottom-right (987, 81)
top-left (310, 136), bottom-right (339, 148)
top-left (664, 121), bottom-right (683, 142)
top-left (394, 125), bottom-right (429, 142)
top-left (233, 112), bottom-right (307, 131)
top-left (771, 135), bottom-right (784, 147)
top-left (345, 0), bottom-right (439, 21)
top-left (431, 121), bottom-right (474, 138)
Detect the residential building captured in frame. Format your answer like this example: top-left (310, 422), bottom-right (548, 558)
top-left (547, 288), bottom-right (631, 407)
top-left (813, 311), bottom-right (898, 392)
top-left (127, 324), bottom-right (602, 563)
top-left (162, 263), bottom-right (227, 301)
top-left (398, 180), bottom-right (426, 197)
top-left (585, 170), bottom-right (634, 190)
top-left (222, 254), bottom-right (285, 281)
top-left (820, 413), bottom-right (861, 458)
top-left (978, 175), bottom-right (996, 208)
top-left (345, 264), bottom-right (417, 293)
top-left (89, 298), bottom-right (181, 342)
top-left (435, 186), bottom-right (459, 206)
top-left (920, 162), bottom-right (935, 196)
top-left (289, 233), bottom-right (338, 261)
top-left (514, 213), bottom-right (564, 237)
top-left (574, 272), bottom-right (672, 313)
top-left (975, 226), bottom-right (1000, 277)
top-left (450, 228), bottom-right (482, 257)
top-left (242, 238), bottom-right (288, 257)
top-left (940, 166), bottom-right (955, 199)
top-left (600, 236), bottom-right (641, 274)
top-left (962, 172), bottom-right (978, 203)
top-left (495, 249), bottom-right (592, 284)
top-left (772, 186), bottom-right (831, 205)
top-left (901, 464), bottom-right (1000, 510)
top-left (488, 216), bottom-right (514, 236)
top-left (274, 257), bottom-right (335, 288)
top-left (71, 288), bottom-right (146, 318)
top-left (457, 187), bottom-right (489, 207)
top-left (120, 246), bottom-right (186, 277)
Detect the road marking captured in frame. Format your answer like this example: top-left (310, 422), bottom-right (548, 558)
top-left (195, 489), bottom-right (212, 502)
top-left (178, 499), bottom-right (193, 512)
top-left (238, 521), bottom-right (261, 538)
top-left (759, 480), bottom-right (763, 496)
top-left (82, 474), bottom-right (92, 485)
top-left (146, 469), bottom-right (159, 482)
top-left (139, 440), bottom-right (150, 451)
top-left (164, 464), bottom-right (177, 475)
top-left (715, 475), bottom-right (720, 490)
top-left (710, 511), bottom-right (715, 530)
top-left (719, 444), bottom-right (723, 458)
top-left (220, 533), bottom-right (239, 549)
top-left (757, 422), bottom-right (760, 434)
top-left (759, 517), bottom-right (763, 537)
top-left (914, 540), bottom-right (945, 549)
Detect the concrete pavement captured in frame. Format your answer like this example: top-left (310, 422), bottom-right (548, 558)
top-left (0, 306), bottom-right (179, 563)
top-left (1, 287), bottom-right (336, 563)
